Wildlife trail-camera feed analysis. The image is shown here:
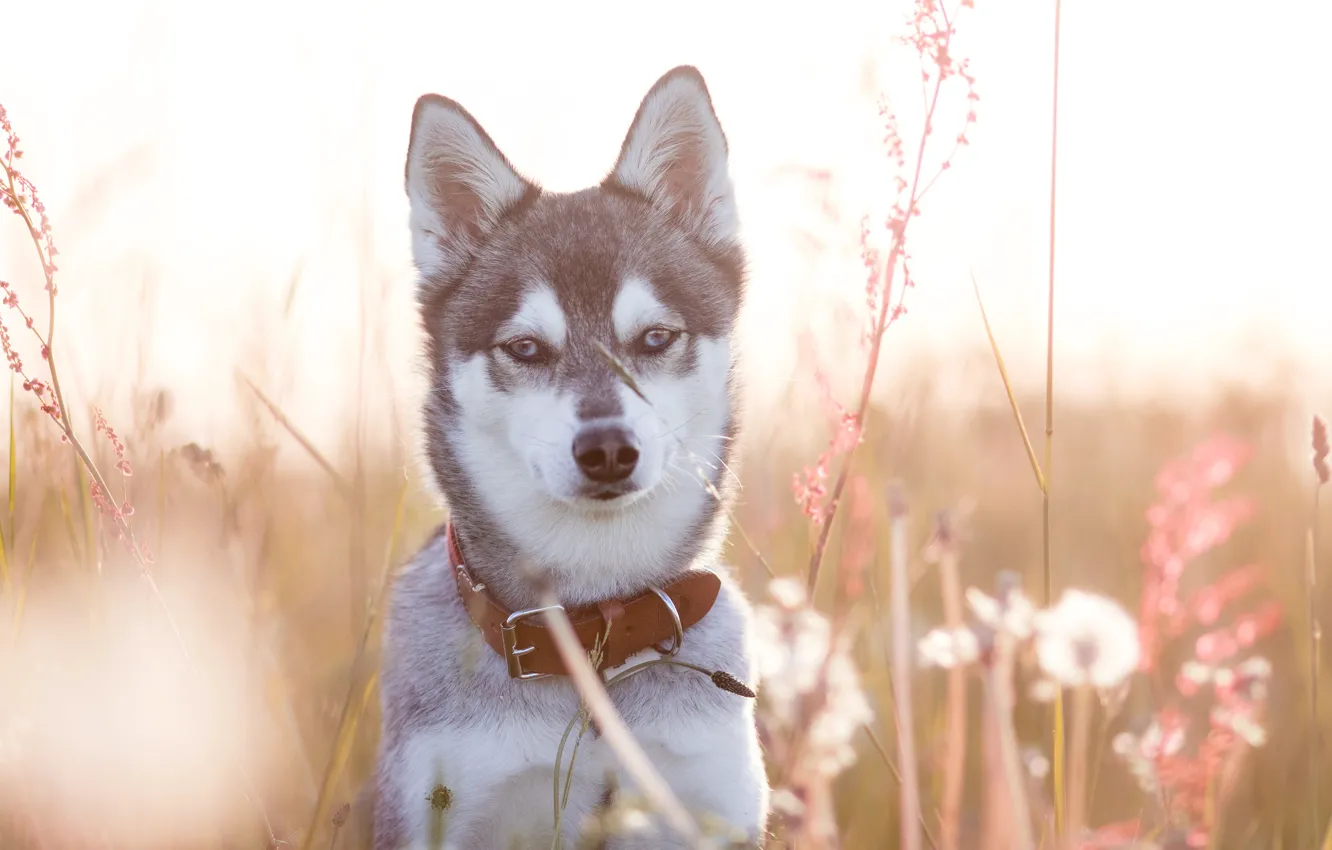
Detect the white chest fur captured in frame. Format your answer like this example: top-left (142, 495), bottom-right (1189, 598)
top-left (392, 671), bottom-right (766, 849)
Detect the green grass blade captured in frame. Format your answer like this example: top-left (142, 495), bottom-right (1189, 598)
top-left (970, 272), bottom-right (1045, 493)
top-left (11, 495), bottom-right (45, 645)
top-left (0, 512), bottom-right (9, 598)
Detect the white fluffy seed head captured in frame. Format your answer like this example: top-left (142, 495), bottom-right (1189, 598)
top-left (1032, 589), bottom-right (1141, 690)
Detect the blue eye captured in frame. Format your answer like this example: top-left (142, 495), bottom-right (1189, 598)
top-left (638, 327), bottom-right (680, 354)
top-left (503, 337), bottom-right (547, 363)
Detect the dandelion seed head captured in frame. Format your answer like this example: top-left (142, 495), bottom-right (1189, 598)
top-left (754, 596), bottom-right (873, 780)
top-left (965, 584), bottom-right (1035, 639)
top-left (767, 577), bottom-right (806, 610)
top-left (917, 626), bottom-right (979, 669)
top-left (1033, 589), bottom-right (1140, 689)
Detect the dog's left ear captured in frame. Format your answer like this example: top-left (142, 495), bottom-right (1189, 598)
top-left (606, 66), bottom-right (737, 248)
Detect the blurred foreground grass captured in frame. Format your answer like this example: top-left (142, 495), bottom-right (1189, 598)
top-left (0, 375), bottom-right (1328, 849)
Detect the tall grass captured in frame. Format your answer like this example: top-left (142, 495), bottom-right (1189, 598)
top-left (0, 353), bottom-right (1328, 849)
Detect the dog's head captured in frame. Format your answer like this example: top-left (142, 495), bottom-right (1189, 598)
top-left (404, 67), bottom-right (744, 586)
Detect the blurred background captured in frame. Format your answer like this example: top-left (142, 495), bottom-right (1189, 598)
top-left (1, 0), bottom-right (1329, 847)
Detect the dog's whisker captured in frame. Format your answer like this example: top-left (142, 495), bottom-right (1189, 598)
top-left (654, 410), bottom-right (708, 440)
top-left (685, 445), bottom-right (743, 491)
top-left (692, 458), bottom-right (720, 472)
top-left (695, 432), bottom-right (736, 443)
top-left (668, 457), bottom-right (721, 501)
top-left (663, 460), bottom-right (700, 498)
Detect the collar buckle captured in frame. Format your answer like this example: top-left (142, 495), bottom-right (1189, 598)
top-left (501, 605), bottom-right (564, 680)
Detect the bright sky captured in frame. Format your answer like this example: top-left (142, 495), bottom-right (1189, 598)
top-left (2, 0), bottom-right (1329, 455)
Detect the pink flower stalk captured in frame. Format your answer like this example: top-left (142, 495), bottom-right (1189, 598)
top-left (1137, 436), bottom-right (1255, 672)
top-left (1167, 564), bottom-right (1264, 636)
top-left (2, 102), bottom-right (143, 560)
top-left (1110, 435), bottom-right (1282, 845)
top-left (792, 0), bottom-right (980, 540)
top-left (1, 103), bottom-right (58, 290)
top-left (1, 101), bottom-right (65, 429)
top-left (791, 368), bottom-right (863, 525)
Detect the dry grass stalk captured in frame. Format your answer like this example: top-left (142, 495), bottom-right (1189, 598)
top-left (537, 588), bottom-right (700, 844)
top-left (1310, 414), bottom-right (1328, 843)
top-left (1043, 0), bottom-right (1066, 835)
top-left (241, 373), bottom-right (352, 500)
top-left (983, 627), bottom-right (1036, 850)
top-left (1064, 684), bottom-right (1092, 850)
top-left (932, 513), bottom-right (967, 850)
top-left (298, 476), bottom-right (410, 850)
top-left (979, 689), bottom-right (1015, 850)
top-left (864, 725), bottom-right (941, 850)
top-left (889, 484), bottom-right (922, 850)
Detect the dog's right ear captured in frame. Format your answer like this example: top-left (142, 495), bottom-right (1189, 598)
top-left (606, 66), bottom-right (737, 249)
top-left (404, 95), bottom-right (537, 288)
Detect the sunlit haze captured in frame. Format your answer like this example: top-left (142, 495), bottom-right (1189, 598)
top-left (3, 0), bottom-right (1328, 456)
top-left (3, 2), bottom-right (1331, 845)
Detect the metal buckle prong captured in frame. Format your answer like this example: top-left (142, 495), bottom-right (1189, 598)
top-left (501, 604), bottom-right (564, 680)
top-left (648, 586), bottom-right (685, 658)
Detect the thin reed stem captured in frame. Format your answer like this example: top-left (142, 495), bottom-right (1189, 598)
top-left (242, 375), bottom-right (352, 499)
top-left (980, 681), bottom-right (1014, 849)
top-left (889, 487), bottom-right (922, 850)
top-left (985, 632), bottom-right (1037, 850)
top-left (936, 518), bottom-right (966, 850)
top-left (1314, 413), bottom-right (1329, 844)
top-left (869, 568), bottom-right (942, 850)
top-left (864, 725), bottom-right (941, 850)
top-left (1044, 0), bottom-right (1062, 622)
top-left (1045, 0), bottom-right (1065, 836)
top-left (1065, 685), bottom-right (1092, 849)
top-left (1309, 513), bottom-right (1322, 844)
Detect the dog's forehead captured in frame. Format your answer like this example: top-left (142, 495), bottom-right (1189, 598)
top-left (510, 193), bottom-right (681, 328)
top-left (444, 191), bottom-right (716, 346)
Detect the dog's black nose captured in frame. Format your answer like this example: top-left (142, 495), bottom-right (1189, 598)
top-left (572, 425), bottom-right (639, 483)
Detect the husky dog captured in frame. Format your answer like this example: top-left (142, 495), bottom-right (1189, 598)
top-left (370, 67), bottom-right (770, 849)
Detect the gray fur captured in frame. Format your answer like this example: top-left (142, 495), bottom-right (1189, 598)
top-left (371, 66), bottom-right (769, 849)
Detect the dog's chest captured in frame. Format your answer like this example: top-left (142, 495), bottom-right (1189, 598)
top-left (403, 657), bottom-right (720, 847)
top-left (376, 549), bottom-right (758, 847)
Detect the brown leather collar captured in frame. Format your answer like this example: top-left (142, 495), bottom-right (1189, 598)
top-left (446, 523), bottom-right (721, 679)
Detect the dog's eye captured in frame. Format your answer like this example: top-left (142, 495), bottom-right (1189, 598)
top-left (637, 327), bottom-right (680, 354)
top-left (503, 337), bottom-right (548, 364)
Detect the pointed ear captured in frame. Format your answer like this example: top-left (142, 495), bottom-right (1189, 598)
top-left (606, 66), bottom-right (738, 247)
top-left (404, 95), bottom-right (537, 287)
